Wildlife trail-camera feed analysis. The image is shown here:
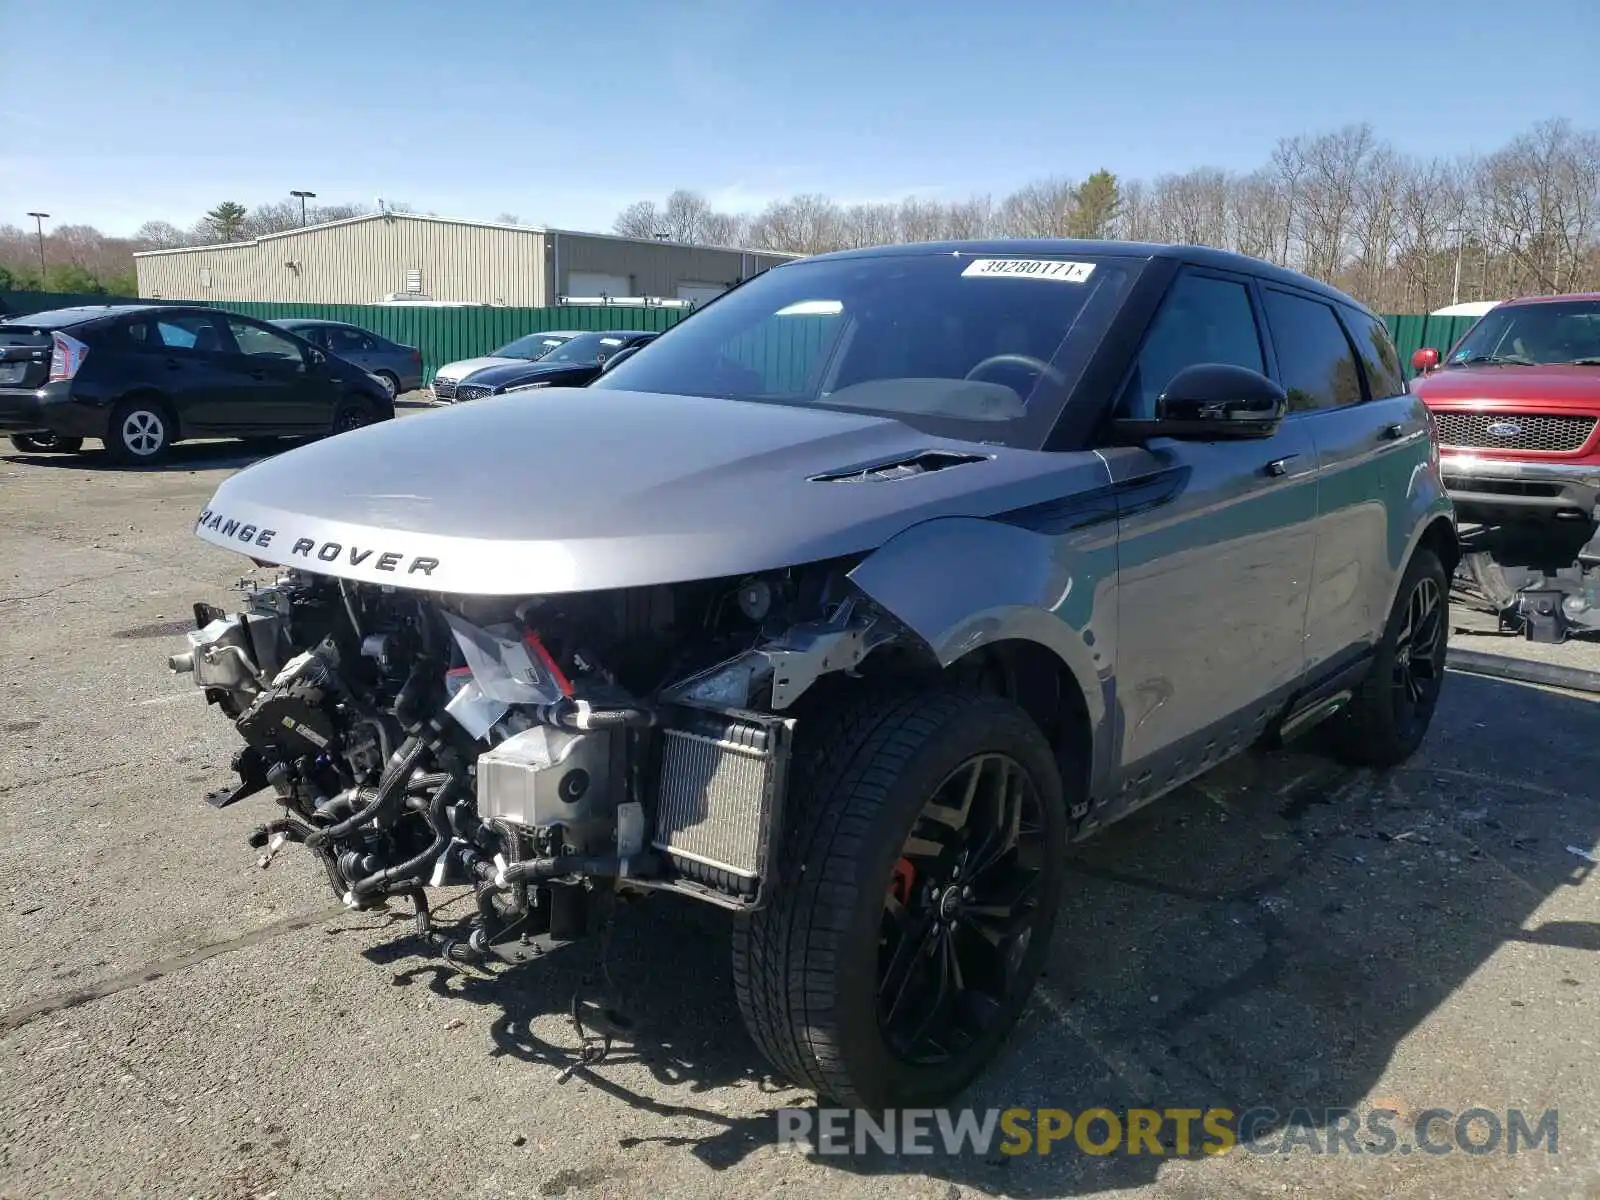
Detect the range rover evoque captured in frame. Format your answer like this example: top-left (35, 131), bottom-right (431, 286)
top-left (171, 240), bottom-right (1457, 1108)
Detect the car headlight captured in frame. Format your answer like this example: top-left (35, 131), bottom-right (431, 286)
top-left (503, 381), bottom-right (551, 395)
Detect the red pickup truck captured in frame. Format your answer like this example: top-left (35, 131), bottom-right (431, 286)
top-left (1409, 293), bottom-right (1600, 640)
top-left (1410, 293), bottom-right (1600, 527)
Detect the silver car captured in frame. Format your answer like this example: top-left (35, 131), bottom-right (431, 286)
top-left (430, 330), bottom-right (583, 402)
top-left (172, 240), bottom-right (1456, 1109)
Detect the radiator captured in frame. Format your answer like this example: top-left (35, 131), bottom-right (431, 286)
top-left (651, 708), bottom-right (793, 892)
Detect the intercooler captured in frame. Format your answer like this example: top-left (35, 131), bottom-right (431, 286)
top-left (650, 707), bottom-right (794, 899)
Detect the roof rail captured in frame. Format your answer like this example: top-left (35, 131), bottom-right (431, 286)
top-left (554, 295), bottom-right (696, 308)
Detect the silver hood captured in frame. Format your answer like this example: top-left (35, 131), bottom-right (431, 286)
top-left (433, 355), bottom-right (523, 383)
top-left (194, 389), bottom-right (1112, 595)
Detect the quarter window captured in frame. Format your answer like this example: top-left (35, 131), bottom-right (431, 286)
top-left (1261, 290), bottom-right (1364, 412)
top-left (1118, 273), bottom-right (1265, 419)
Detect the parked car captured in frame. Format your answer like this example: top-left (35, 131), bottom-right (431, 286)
top-left (270, 319), bottom-right (423, 400)
top-left (449, 331), bottom-right (659, 401)
top-left (1410, 293), bottom-right (1600, 527)
top-left (430, 330), bottom-right (582, 402)
top-left (171, 240), bottom-right (1455, 1109)
top-left (0, 304), bottom-right (394, 463)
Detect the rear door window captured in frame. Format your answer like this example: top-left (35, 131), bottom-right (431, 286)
top-left (1339, 307), bottom-right (1407, 399)
top-left (155, 314), bottom-right (227, 353)
top-left (1261, 289), bottom-right (1365, 412)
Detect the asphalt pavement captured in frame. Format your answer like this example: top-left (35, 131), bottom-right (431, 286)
top-left (1, 415), bottom-right (1595, 1199)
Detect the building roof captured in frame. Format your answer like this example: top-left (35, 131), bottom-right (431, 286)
top-left (132, 211), bottom-right (801, 261)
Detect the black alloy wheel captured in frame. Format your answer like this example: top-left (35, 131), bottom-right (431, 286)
top-left (732, 689), bottom-right (1070, 1107)
top-left (1333, 546), bottom-right (1451, 766)
top-left (1391, 572), bottom-right (1445, 736)
top-left (880, 751), bottom-right (1050, 1066)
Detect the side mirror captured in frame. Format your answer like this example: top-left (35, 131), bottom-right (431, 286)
top-left (597, 344), bottom-right (642, 375)
top-left (306, 346), bottom-right (327, 368)
top-left (1117, 362), bottom-right (1287, 441)
top-left (1411, 347), bottom-right (1439, 373)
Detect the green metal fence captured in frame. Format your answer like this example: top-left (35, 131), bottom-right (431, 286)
top-left (1382, 313), bottom-right (1482, 373)
top-left (3, 288), bottom-right (1485, 387)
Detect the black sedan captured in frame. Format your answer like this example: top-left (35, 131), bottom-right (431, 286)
top-left (447, 330), bottom-right (658, 402)
top-left (0, 304), bottom-right (393, 463)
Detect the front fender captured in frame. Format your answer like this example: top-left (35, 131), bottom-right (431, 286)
top-left (846, 515), bottom-right (1119, 798)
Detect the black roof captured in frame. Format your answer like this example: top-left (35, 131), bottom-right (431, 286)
top-left (2, 302), bottom-right (230, 328)
top-left (796, 238), bottom-right (1374, 318)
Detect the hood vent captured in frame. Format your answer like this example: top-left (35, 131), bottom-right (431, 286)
top-left (809, 450), bottom-right (992, 484)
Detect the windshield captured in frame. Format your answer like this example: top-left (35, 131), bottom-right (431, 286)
top-left (538, 332), bottom-right (637, 364)
top-left (494, 332), bottom-right (573, 360)
top-left (591, 251), bottom-right (1137, 444)
top-left (1446, 299), bottom-right (1600, 366)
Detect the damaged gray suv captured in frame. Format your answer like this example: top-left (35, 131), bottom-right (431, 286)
top-left (172, 240), bottom-right (1457, 1108)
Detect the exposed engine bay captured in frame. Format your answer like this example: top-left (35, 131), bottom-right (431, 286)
top-left (1452, 521), bottom-right (1600, 643)
top-left (171, 559), bottom-right (898, 965)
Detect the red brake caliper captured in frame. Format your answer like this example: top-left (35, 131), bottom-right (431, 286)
top-left (889, 857), bottom-right (916, 907)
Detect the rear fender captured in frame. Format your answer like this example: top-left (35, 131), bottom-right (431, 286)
top-left (846, 515), bottom-right (1119, 799)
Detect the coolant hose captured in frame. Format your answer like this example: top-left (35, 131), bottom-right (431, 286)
top-left (535, 697), bottom-right (654, 730)
top-left (498, 853), bottom-right (622, 886)
top-left (349, 776), bottom-right (460, 898)
top-left (306, 734), bottom-right (431, 848)
top-left (1448, 648), bottom-right (1600, 696)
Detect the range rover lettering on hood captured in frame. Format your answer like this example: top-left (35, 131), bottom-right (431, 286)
top-left (197, 509), bottom-right (441, 577)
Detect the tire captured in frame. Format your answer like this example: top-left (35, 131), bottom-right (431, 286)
top-left (328, 396), bottom-right (376, 436)
top-left (104, 398), bottom-right (173, 465)
top-left (1331, 547), bottom-right (1450, 767)
top-left (10, 432), bottom-right (84, 454)
top-left (374, 371), bottom-right (400, 401)
top-left (732, 688), bottom-right (1069, 1107)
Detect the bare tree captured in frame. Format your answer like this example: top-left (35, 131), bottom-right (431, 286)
top-left (996, 177), bottom-right (1078, 238)
top-left (1230, 169), bottom-right (1292, 265)
top-left (612, 200), bottom-right (662, 240)
top-left (748, 194), bottom-right (844, 255)
top-left (133, 220), bottom-right (188, 249)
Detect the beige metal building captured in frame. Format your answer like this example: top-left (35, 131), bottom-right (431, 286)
top-left (133, 213), bottom-right (798, 307)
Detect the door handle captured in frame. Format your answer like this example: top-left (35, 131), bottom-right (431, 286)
top-left (1380, 422), bottom-right (1405, 440)
top-left (1263, 453), bottom-right (1301, 477)
top-left (163, 358), bottom-right (182, 371)
top-left (249, 369), bottom-right (266, 380)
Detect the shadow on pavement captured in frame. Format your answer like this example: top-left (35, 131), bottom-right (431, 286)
top-left (355, 669), bottom-right (1595, 1195)
top-left (2, 437), bottom-right (312, 473)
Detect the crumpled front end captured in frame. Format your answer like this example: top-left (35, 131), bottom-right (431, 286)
top-left (169, 547), bottom-right (906, 962)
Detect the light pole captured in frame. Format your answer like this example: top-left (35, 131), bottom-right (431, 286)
top-left (26, 212), bottom-right (49, 282)
top-left (1447, 224), bottom-right (1466, 307)
top-left (289, 190), bottom-right (316, 227)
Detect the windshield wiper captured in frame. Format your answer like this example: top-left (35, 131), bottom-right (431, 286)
top-left (1452, 354), bottom-right (1534, 366)
top-left (1566, 356), bottom-right (1600, 365)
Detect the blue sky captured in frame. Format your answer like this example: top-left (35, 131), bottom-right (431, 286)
top-left (3, 0), bottom-right (1594, 237)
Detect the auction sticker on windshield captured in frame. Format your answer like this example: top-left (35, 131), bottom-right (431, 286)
top-left (961, 259), bottom-right (1096, 282)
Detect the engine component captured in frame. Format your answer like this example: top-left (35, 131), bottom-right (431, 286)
top-left (651, 707), bottom-right (794, 899)
top-left (234, 643), bottom-right (341, 756)
top-left (737, 577), bottom-right (773, 622)
top-left (477, 725), bottom-right (614, 832)
top-left (169, 611), bottom-right (280, 694)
